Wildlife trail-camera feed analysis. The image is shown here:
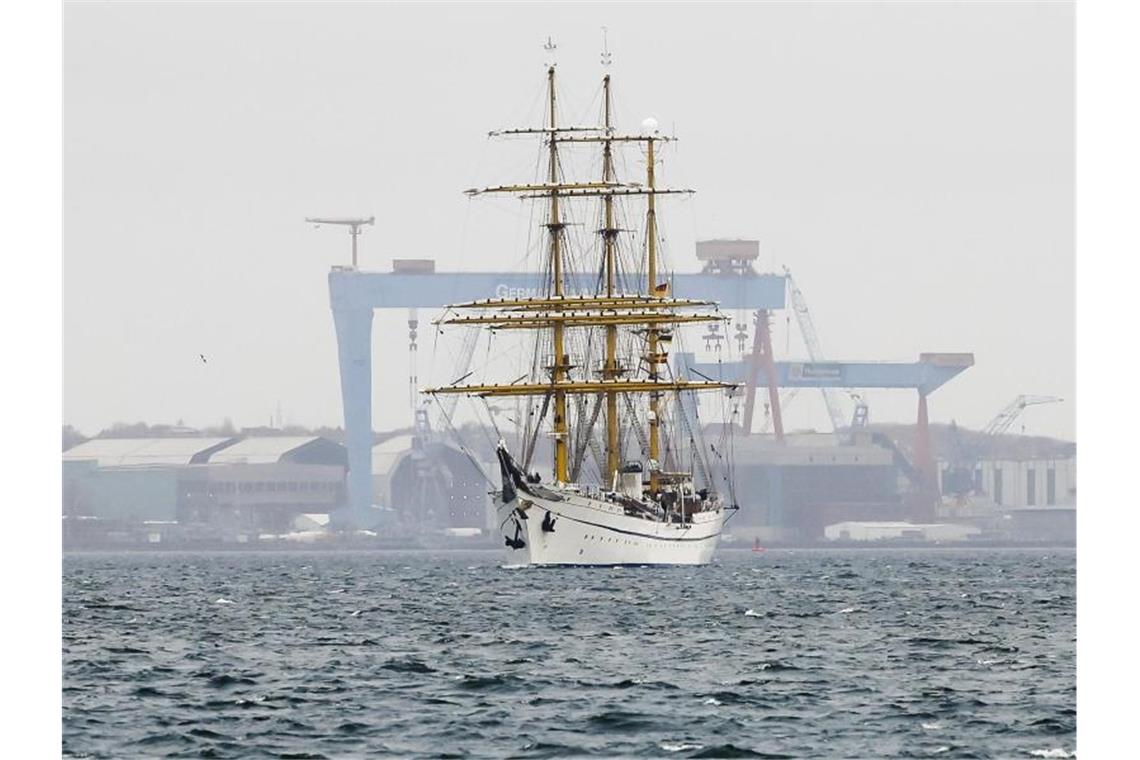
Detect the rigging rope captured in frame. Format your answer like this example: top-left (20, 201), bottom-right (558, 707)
top-left (570, 392), bottom-right (604, 481)
top-left (435, 397), bottom-right (494, 489)
top-left (522, 392), bottom-right (552, 471)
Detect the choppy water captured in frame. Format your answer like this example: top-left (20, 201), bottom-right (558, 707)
top-left (63, 549), bottom-right (1075, 758)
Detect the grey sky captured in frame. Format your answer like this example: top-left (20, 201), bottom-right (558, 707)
top-left (64, 2), bottom-right (1074, 440)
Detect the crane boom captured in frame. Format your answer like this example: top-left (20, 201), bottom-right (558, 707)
top-left (782, 266), bottom-right (847, 432)
top-left (943, 393), bottom-right (1064, 498)
top-left (305, 215), bottom-right (375, 268)
top-left (982, 394), bottom-right (1063, 437)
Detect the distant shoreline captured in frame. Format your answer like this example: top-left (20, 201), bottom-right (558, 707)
top-left (62, 541), bottom-right (1076, 555)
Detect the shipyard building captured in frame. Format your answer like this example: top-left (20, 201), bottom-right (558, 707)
top-left (725, 431), bottom-right (904, 541)
top-left (721, 427), bottom-right (1076, 544)
top-left (371, 413), bottom-right (494, 535)
top-left (63, 436), bottom-right (346, 545)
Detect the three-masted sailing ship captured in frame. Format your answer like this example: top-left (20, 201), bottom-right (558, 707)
top-left (426, 56), bottom-right (739, 566)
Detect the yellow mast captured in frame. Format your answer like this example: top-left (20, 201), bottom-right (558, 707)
top-left (439, 312), bottom-right (723, 329)
top-left (646, 136), bottom-right (661, 495)
top-left (447, 295), bottom-right (714, 310)
top-left (602, 74), bottom-right (620, 486)
top-left (547, 66), bottom-right (570, 483)
top-left (430, 377), bottom-right (735, 398)
top-left (422, 62), bottom-right (740, 495)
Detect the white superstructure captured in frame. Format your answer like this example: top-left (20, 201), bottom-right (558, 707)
top-left (493, 446), bottom-right (726, 566)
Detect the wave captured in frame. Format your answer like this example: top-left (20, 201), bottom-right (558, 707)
top-left (586, 709), bottom-right (660, 731)
top-left (381, 657), bottom-right (436, 674)
top-left (660, 741), bottom-right (705, 752)
top-left (689, 744), bottom-right (793, 758)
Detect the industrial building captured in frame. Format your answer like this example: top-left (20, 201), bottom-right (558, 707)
top-left (939, 457), bottom-right (1076, 511)
top-left (720, 426), bottom-right (1077, 543)
top-left (63, 435), bottom-right (346, 545)
top-left (372, 415), bottom-right (493, 535)
top-left (824, 521), bottom-right (981, 543)
top-left (724, 431), bottom-right (903, 542)
top-left (63, 437), bottom-right (235, 523)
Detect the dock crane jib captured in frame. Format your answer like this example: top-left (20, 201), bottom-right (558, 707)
top-left (983, 395), bottom-right (1064, 437)
top-left (781, 265), bottom-right (848, 433)
top-left (305, 216), bottom-right (376, 269)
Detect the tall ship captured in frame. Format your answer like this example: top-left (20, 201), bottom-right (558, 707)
top-left (426, 48), bottom-right (739, 565)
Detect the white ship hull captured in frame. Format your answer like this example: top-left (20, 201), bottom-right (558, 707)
top-left (496, 487), bottom-right (724, 566)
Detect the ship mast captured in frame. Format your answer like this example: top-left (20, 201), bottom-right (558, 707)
top-left (547, 66), bottom-right (570, 483)
top-left (425, 56), bottom-right (738, 495)
top-left (646, 135), bottom-right (661, 495)
top-left (601, 73), bottom-right (620, 486)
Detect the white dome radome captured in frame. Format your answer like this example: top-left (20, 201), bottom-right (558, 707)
top-left (641, 116), bottom-right (659, 134)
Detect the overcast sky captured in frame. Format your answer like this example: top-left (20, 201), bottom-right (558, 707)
top-left (64, 2), bottom-right (1074, 441)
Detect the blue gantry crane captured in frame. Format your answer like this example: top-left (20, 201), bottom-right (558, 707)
top-left (319, 242), bottom-right (973, 521)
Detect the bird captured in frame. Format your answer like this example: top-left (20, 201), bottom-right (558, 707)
top-left (199, 354), bottom-right (207, 364)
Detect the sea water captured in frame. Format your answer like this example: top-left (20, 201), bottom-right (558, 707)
top-left (63, 548), bottom-right (1075, 758)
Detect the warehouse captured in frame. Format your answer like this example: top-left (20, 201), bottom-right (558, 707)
top-left (725, 431), bottom-right (903, 542)
top-left (178, 436), bottom-right (346, 534)
top-left (63, 437), bottom-right (235, 523)
top-left (823, 521), bottom-right (981, 543)
top-left (63, 435), bottom-right (347, 544)
top-left (373, 433), bottom-right (492, 534)
top-left (939, 456), bottom-right (1076, 509)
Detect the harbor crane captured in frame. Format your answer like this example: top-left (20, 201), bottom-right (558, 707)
top-left (782, 266), bottom-right (849, 433)
top-left (305, 216), bottom-right (375, 268)
top-left (982, 395), bottom-right (1064, 437)
top-left (325, 249), bottom-right (973, 518)
top-left (752, 272), bottom-right (870, 437)
top-left (944, 394), bottom-right (1064, 497)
